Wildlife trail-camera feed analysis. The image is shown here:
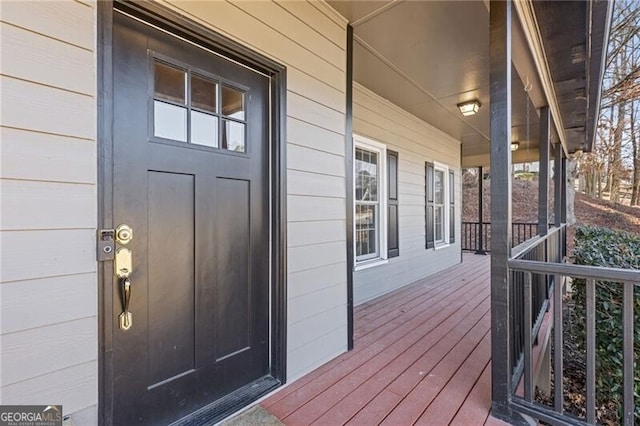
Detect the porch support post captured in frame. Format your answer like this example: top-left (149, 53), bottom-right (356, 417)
top-left (345, 24), bottom-right (354, 351)
top-left (561, 156), bottom-right (567, 224)
top-left (476, 166), bottom-right (486, 254)
top-left (554, 143), bottom-right (562, 227)
top-left (538, 107), bottom-right (550, 236)
top-left (489, 0), bottom-right (513, 420)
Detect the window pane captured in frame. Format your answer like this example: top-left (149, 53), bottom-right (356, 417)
top-left (222, 86), bottom-right (245, 120)
top-left (355, 148), bottom-right (378, 201)
top-left (191, 75), bottom-right (217, 112)
top-left (355, 204), bottom-right (377, 257)
top-left (434, 170), bottom-right (444, 204)
top-left (191, 111), bottom-right (218, 147)
top-left (435, 206), bottom-right (443, 241)
top-left (222, 119), bottom-right (245, 152)
top-left (154, 100), bottom-right (187, 141)
top-left (155, 62), bottom-right (186, 104)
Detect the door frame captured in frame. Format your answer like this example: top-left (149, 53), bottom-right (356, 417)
top-left (97, 1), bottom-right (287, 423)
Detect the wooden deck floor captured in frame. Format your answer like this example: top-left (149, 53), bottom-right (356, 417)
top-left (261, 253), bottom-right (510, 426)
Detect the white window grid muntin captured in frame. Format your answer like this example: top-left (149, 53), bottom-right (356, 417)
top-left (354, 134), bottom-right (388, 264)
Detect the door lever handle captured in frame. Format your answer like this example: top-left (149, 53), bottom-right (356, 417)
top-left (119, 277), bottom-right (133, 331)
top-left (115, 243), bottom-right (134, 331)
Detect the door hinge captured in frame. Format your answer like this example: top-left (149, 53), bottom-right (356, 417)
top-left (97, 229), bottom-right (115, 261)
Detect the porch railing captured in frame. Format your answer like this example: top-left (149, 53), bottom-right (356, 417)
top-left (506, 224), bottom-right (640, 425)
top-left (508, 225), bottom-right (564, 389)
top-left (461, 221), bottom-right (540, 252)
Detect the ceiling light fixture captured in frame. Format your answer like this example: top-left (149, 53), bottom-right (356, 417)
top-left (511, 142), bottom-right (520, 151)
top-left (457, 100), bottom-right (481, 116)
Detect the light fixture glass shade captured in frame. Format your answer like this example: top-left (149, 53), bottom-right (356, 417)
top-left (511, 142), bottom-right (520, 151)
top-left (457, 100), bottom-right (481, 116)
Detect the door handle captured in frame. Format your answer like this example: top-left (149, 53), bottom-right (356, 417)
top-left (119, 277), bottom-right (133, 331)
top-left (115, 239), bottom-right (134, 331)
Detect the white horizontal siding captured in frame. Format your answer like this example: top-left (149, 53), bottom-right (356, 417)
top-left (288, 195), bottom-right (346, 222)
top-left (0, 0), bottom-right (95, 50)
top-left (0, 1), bottom-right (97, 423)
top-left (353, 83), bottom-right (462, 305)
top-left (0, 361), bottom-right (98, 415)
top-left (0, 76), bottom-right (95, 139)
top-left (288, 144), bottom-right (345, 177)
top-left (288, 117), bottom-right (345, 156)
top-left (288, 220), bottom-right (346, 248)
top-left (1, 317), bottom-right (97, 386)
top-left (1, 273), bottom-right (97, 334)
top-left (0, 180), bottom-right (96, 230)
top-left (286, 325), bottom-right (346, 383)
top-left (288, 241), bottom-right (346, 274)
top-left (288, 282), bottom-right (346, 326)
top-left (159, 0), bottom-right (345, 94)
top-left (1, 128), bottom-right (96, 184)
top-left (0, 22), bottom-right (95, 94)
top-left (0, 229), bottom-right (96, 283)
top-left (288, 262), bottom-right (346, 299)
top-left (162, 0), bottom-right (348, 380)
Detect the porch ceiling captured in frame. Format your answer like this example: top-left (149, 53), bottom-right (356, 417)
top-left (329, 1), bottom-right (610, 167)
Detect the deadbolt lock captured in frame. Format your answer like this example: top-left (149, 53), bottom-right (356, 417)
top-left (115, 224), bottom-right (133, 245)
top-left (115, 247), bottom-right (133, 279)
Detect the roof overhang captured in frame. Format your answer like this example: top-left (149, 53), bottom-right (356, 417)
top-left (328, 1), bottom-right (611, 166)
top-left (520, 0), bottom-right (612, 155)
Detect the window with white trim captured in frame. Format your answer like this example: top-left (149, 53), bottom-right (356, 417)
top-left (354, 136), bottom-right (387, 264)
top-left (426, 162), bottom-right (454, 248)
top-left (434, 168), bottom-right (445, 243)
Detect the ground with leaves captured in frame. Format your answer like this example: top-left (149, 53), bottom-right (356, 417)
top-left (463, 176), bottom-right (639, 243)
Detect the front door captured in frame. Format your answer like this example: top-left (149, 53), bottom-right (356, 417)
top-left (109, 10), bottom-right (276, 424)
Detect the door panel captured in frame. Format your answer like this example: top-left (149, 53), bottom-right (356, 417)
top-left (215, 178), bottom-right (251, 361)
top-left (147, 171), bottom-right (195, 387)
top-left (111, 11), bottom-right (272, 424)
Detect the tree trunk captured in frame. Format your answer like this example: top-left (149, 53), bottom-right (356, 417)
top-left (566, 159), bottom-right (578, 224)
top-left (604, 106), bottom-right (615, 194)
top-left (610, 102), bottom-right (626, 203)
top-left (631, 101), bottom-right (640, 205)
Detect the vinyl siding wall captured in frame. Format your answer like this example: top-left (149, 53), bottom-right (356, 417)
top-left (159, 0), bottom-right (349, 383)
top-left (353, 83), bottom-right (462, 305)
top-left (1, 0), bottom-right (348, 420)
top-left (0, 0), bottom-right (99, 423)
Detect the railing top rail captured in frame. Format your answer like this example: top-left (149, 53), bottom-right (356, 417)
top-left (508, 259), bottom-right (640, 283)
top-left (460, 221), bottom-right (542, 225)
top-left (511, 224), bottom-right (565, 259)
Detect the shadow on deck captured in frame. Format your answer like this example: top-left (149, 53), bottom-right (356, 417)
top-left (260, 253), bottom-right (509, 425)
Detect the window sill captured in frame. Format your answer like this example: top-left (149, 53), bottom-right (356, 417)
top-left (434, 243), bottom-right (451, 251)
top-left (355, 258), bottom-right (389, 271)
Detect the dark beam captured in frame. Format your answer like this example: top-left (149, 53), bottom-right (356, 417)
top-left (538, 107), bottom-right (550, 236)
top-left (345, 24), bottom-right (354, 351)
top-left (561, 156), bottom-right (567, 224)
top-left (554, 143), bottom-right (562, 227)
top-left (477, 166), bottom-right (486, 254)
top-left (561, 156), bottom-right (568, 258)
top-left (490, 0), bottom-right (513, 420)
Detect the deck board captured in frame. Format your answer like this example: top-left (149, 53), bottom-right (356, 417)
top-left (262, 254), bottom-right (504, 425)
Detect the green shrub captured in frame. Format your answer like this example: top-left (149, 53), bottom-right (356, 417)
top-left (572, 226), bottom-right (640, 422)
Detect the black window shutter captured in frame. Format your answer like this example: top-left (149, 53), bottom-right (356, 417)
top-left (449, 169), bottom-right (455, 244)
top-left (388, 150), bottom-right (399, 258)
top-left (425, 162), bottom-right (435, 249)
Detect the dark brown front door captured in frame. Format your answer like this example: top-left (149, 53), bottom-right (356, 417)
top-left (110, 11), bottom-right (274, 424)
